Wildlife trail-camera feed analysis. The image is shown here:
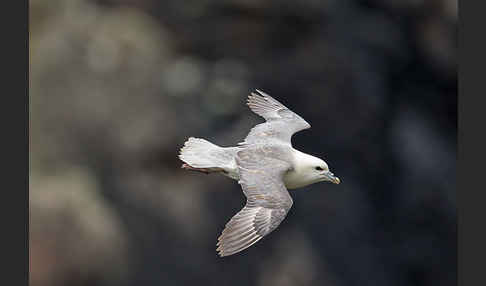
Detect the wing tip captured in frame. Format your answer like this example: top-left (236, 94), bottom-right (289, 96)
top-left (246, 89), bottom-right (284, 118)
top-left (247, 90), bottom-right (265, 103)
top-left (216, 234), bottom-right (263, 257)
top-left (254, 89), bottom-right (266, 96)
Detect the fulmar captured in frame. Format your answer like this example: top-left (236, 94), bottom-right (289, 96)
top-left (179, 89), bottom-right (340, 257)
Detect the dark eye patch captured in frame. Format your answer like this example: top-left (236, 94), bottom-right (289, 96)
top-left (315, 166), bottom-right (323, 171)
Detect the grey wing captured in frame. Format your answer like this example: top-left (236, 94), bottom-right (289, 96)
top-left (240, 89), bottom-right (311, 146)
top-left (216, 147), bottom-right (293, 257)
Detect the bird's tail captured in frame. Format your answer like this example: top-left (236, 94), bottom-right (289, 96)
top-left (179, 137), bottom-right (236, 173)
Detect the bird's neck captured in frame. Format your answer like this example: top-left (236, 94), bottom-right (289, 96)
top-left (283, 149), bottom-right (320, 189)
top-left (291, 149), bottom-right (318, 169)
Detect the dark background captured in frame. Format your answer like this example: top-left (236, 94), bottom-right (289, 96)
top-left (29, 0), bottom-right (456, 285)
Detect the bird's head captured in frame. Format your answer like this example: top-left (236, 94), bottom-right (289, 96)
top-left (284, 151), bottom-right (340, 189)
top-left (303, 155), bottom-right (340, 185)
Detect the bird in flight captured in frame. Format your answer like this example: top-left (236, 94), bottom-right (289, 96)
top-left (179, 89), bottom-right (340, 257)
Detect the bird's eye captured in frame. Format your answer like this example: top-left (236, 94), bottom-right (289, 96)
top-left (315, 166), bottom-right (323, 171)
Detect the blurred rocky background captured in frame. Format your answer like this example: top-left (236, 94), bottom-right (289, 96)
top-left (29, 0), bottom-right (456, 285)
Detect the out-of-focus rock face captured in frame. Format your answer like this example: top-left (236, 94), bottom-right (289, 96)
top-left (29, 168), bottom-right (129, 286)
top-left (30, 0), bottom-right (456, 286)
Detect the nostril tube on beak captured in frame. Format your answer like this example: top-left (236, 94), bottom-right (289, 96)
top-left (324, 171), bottom-right (340, 184)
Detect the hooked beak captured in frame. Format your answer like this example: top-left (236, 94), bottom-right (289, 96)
top-left (323, 171), bottom-right (340, 184)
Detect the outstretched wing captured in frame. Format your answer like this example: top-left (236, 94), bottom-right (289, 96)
top-left (216, 147), bottom-right (293, 257)
top-left (239, 89), bottom-right (311, 146)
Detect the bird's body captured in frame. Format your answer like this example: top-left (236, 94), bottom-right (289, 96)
top-left (179, 89), bottom-right (340, 257)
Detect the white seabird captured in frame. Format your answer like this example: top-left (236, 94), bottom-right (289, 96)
top-left (179, 89), bottom-right (340, 257)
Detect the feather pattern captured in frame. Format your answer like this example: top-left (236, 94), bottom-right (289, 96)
top-left (240, 89), bottom-right (311, 146)
top-left (216, 146), bottom-right (293, 257)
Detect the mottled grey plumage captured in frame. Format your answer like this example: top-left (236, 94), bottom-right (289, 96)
top-left (215, 90), bottom-right (311, 256)
top-left (239, 89), bottom-right (311, 146)
top-left (179, 89), bottom-right (340, 257)
top-left (216, 146), bottom-right (293, 256)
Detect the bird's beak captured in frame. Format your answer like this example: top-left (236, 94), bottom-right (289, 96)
top-left (323, 171), bottom-right (340, 184)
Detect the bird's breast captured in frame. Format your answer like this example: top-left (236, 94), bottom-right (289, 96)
top-left (283, 169), bottom-right (312, 189)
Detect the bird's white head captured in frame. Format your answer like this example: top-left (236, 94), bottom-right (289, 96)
top-left (284, 150), bottom-right (340, 189)
top-left (303, 154), bottom-right (340, 185)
